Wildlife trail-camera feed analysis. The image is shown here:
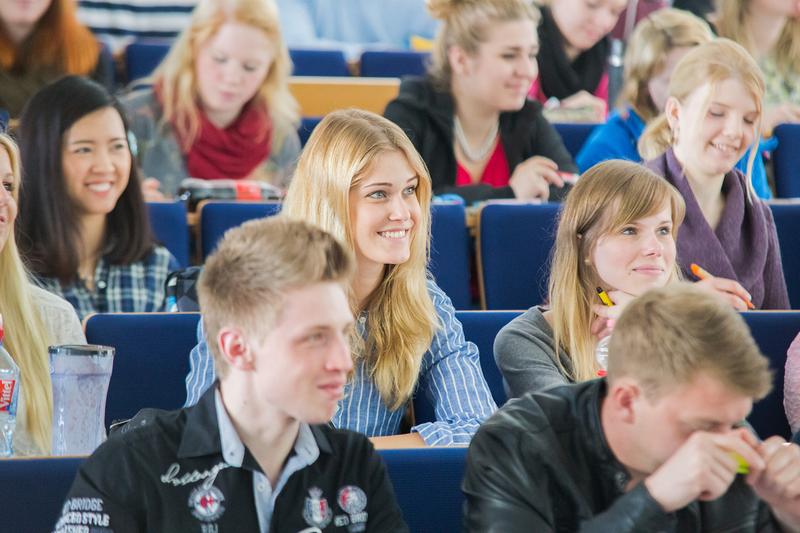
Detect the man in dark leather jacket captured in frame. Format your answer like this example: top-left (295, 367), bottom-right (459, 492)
top-left (464, 284), bottom-right (800, 532)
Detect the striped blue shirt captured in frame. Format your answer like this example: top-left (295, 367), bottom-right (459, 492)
top-left (185, 280), bottom-right (496, 445)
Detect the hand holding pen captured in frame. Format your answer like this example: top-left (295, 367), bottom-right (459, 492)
top-left (690, 263), bottom-right (756, 311)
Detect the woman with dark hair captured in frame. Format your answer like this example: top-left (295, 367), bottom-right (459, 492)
top-left (0, 0), bottom-right (113, 117)
top-left (17, 76), bottom-right (177, 320)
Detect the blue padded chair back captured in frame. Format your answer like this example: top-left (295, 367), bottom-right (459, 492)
top-left (743, 311), bottom-right (800, 440)
top-left (413, 311), bottom-right (519, 423)
top-left (85, 313), bottom-right (200, 427)
top-left (553, 123), bottom-right (599, 159)
top-left (147, 201), bottom-right (190, 268)
top-left (290, 48), bottom-right (350, 76)
top-left (1, 457), bottom-right (84, 533)
top-left (769, 203), bottom-right (800, 308)
top-left (299, 116), bottom-right (323, 146)
top-left (380, 447), bottom-right (467, 533)
top-left (430, 202), bottom-right (471, 309)
top-left (478, 203), bottom-right (560, 310)
top-left (773, 124), bottom-right (800, 198)
top-left (125, 41), bottom-right (170, 83)
top-left (359, 50), bottom-right (429, 78)
top-left (199, 201), bottom-right (282, 259)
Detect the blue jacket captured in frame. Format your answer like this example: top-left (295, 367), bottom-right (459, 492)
top-left (576, 107), bottom-right (775, 199)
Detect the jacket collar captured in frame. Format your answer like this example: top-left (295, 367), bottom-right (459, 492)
top-left (177, 383), bottom-right (334, 460)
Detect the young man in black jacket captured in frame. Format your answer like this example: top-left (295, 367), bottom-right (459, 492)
top-left (53, 217), bottom-right (409, 533)
top-left (464, 283), bottom-right (800, 532)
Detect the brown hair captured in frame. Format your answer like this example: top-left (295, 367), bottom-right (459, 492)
top-left (427, 0), bottom-right (540, 89)
top-left (607, 282), bottom-right (772, 399)
top-left (198, 217), bottom-right (354, 377)
top-left (549, 160), bottom-right (685, 381)
top-left (0, 0), bottom-right (99, 75)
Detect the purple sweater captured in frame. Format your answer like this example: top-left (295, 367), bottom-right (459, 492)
top-left (647, 148), bottom-right (789, 310)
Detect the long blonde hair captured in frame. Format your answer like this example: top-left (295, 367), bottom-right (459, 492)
top-left (548, 160), bottom-right (685, 382)
top-left (427, 0), bottom-right (540, 89)
top-left (0, 134), bottom-right (52, 454)
top-left (620, 8), bottom-right (712, 122)
top-left (283, 109), bottom-right (438, 410)
top-left (151, 0), bottom-right (299, 151)
top-left (638, 39), bottom-right (764, 190)
top-left (716, 0), bottom-right (800, 75)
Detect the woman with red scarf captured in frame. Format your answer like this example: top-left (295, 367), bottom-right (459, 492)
top-left (123, 0), bottom-right (300, 199)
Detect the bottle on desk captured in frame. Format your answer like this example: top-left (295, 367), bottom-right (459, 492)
top-left (0, 315), bottom-right (20, 457)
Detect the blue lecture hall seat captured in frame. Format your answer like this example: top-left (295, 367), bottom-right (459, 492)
top-left (198, 201), bottom-right (282, 259)
top-left (85, 312), bottom-right (201, 428)
top-left (773, 124), bottom-right (800, 198)
top-left (146, 201), bottom-right (190, 268)
top-left (359, 50), bottom-right (429, 78)
top-left (769, 203), bottom-right (800, 309)
top-left (553, 122), bottom-right (599, 160)
top-left (299, 116), bottom-right (323, 146)
top-left (430, 202), bottom-right (471, 310)
top-left (380, 447), bottom-right (467, 533)
top-left (124, 41), bottom-right (170, 83)
top-left (289, 48), bottom-right (350, 77)
top-left (477, 202), bottom-right (560, 310)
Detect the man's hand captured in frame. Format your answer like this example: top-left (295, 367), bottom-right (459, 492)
top-left (747, 437), bottom-right (800, 532)
top-left (644, 429), bottom-right (765, 512)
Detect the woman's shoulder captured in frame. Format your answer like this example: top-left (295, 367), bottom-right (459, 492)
top-left (121, 88), bottom-right (160, 117)
top-left (28, 284), bottom-right (85, 344)
top-left (498, 307), bottom-right (552, 341)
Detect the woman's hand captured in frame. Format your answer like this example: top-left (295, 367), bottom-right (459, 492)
top-left (508, 156), bottom-right (564, 201)
top-left (694, 276), bottom-right (753, 311)
top-left (560, 90), bottom-right (607, 123)
top-left (142, 177), bottom-right (167, 202)
top-left (590, 290), bottom-right (636, 341)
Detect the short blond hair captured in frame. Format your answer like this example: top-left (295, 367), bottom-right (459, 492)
top-left (620, 8), bottom-right (712, 121)
top-left (427, 0), bottom-right (540, 89)
top-left (607, 283), bottom-right (772, 400)
top-left (198, 217), bottom-right (354, 377)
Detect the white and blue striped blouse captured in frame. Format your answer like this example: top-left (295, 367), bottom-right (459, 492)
top-left (184, 280), bottom-right (497, 445)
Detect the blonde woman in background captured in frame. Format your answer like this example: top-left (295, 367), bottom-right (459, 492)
top-left (123, 0), bottom-right (300, 198)
top-left (0, 133), bottom-right (84, 456)
top-left (494, 160), bottom-right (685, 398)
top-left (577, 8), bottom-right (773, 199)
top-left (640, 38), bottom-right (789, 310)
top-left (716, 0), bottom-right (800, 135)
top-left (384, 0), bottom-right (576, 204)
top-left (185, 109), bottom-right (496, 447)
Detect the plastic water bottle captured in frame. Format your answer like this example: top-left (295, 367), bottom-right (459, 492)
top-left (595, 336), bottom-right (610, 377)
top-left (0, 316), bottom-right (20, 456)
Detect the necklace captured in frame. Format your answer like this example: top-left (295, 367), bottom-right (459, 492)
top-left (453, 116), bottom-right (499, 163)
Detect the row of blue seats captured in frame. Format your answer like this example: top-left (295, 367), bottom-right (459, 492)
top-left (1, 447), bottom-right (467, 533)
top-left (85, 310), bottom-right (796, 442)
top-left (150, 200), bottom-right (800, 310)
top-left (125, 41), bottom-right (430, 81)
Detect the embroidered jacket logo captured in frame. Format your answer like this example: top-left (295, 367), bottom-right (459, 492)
top-left (189, 484), bottom-right (226, 522)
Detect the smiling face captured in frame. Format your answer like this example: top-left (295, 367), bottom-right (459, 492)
top-left (194, 21), bottom-right (274, 127)
top-left (455, 18), bottom-right (539, 112)
top-left (61, 106), bottom-right (131, 217)
top-left (0, 146), bottom-right (17, 252)
top-left (250, 281), bottom-right (354, 424)
top-left (668, 78), bottom-right (759, 182)
top-left (591, 204), bottom-right (676, 296)
top-left (348, 150), bottom-right (421, 279)
top-left (550, 0), bottom-right (627, 54)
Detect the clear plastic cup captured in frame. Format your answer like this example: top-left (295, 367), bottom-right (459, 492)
top-left (49, 345), bottom-right (114, 456)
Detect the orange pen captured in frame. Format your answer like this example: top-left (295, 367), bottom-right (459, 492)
top-left (690, 263), bottom-right (755, 310)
